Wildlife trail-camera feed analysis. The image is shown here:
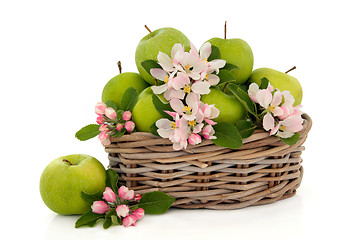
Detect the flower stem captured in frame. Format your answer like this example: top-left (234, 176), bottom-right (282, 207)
top-left (285, 66), bottom-right (296, 74)
top-left (144, 25), bottom-right (154, 37)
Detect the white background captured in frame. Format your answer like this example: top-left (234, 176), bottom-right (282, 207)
top-left (1, 0), bottom-right (359, 239)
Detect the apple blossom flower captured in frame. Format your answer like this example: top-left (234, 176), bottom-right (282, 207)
top-left (177, 43), bottom-right (208, 80)
top-left (91, 201), bottom-right (109, 214)
top-left (95, 102), bottom-right (107, 115)
top-left (116, 205), bottom-right (130, 218)
top-left (118, 186), bottom-right (135, 200)
top-left (270, 114), bottom-right (304, 138)
top-left (99, 124), bottom-right (109, 132)
top-left (202, 124), bottom-right (216, 139)
top-left (170, 92), bottom-right (199, 121)
top-left (125, 121), bottom-right (135, 132)
top-left (150, 69), bottom-right (176, 95)
top-left (256, 88), bottom-right (283, 131)
top-left (123, 215), bottom-right (137, 227)
top-left (96, 115), bottom-right (105, 124)
top-left (122, 111), bottom-right (132, 121)
top-left (188, 133), bottom-right (202, 145)
top-left (105, 107), bottom-right (117, 120)
top-left (134, 194), bottom-right (142, 201)
top-left (157, 43), bottom-right (185, 73)
top-left (116, 123), bottom-right (124, 131)
top-left (197, 102), bottom-right (220, 124)
top-left (132, 208), bottom-right (145, 220)
top-left (98, 131), bottom-right (110, 146)
top-left (102, 187), bottom-right (116, 203)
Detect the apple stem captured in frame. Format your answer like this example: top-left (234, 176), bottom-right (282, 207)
top-left (62, 159), bottom-right (73, 165)
top-left (144, 25), bottom-right (154, 37)
top-left (285, 66), bottom-right (296, 74)
top-left (117, 61), bottom-right (122, 73)
top-left (224, 21), bottom-right (227, 39)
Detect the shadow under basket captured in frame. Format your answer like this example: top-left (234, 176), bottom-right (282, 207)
top-left (106, 114), bottom-right (312, 210)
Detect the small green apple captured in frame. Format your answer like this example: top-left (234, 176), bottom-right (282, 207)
top-left (132, 87), bottom-right (163, 132)
top-left (102, 72), bottom-right (149, 110)
top-left (40, 154), bottom-right (106, 215)
top-left (201, 87), bottom-right (247, 125)
top-left (206, 37), bottom-right (253, 84)
top-left (248, 67), bottom-right (303, 106)
top-left (135, 27), bottom-right (191, 85)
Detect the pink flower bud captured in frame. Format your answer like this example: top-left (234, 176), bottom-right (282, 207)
top-left (99, 124), bottom-right (109, 132)
top-left (105, 107), bottom-right (117, 120)
top-left (102, 187), bottom-right (116, 203)
top-left (134, 194), bottom-right (142, 201)
top-left (118, 186), bottom-right (135, 200)
top-left (132, 208), bottom-right (145, 220)
top-left (91, 201), bottom-right (109, 214)
top-left (116, 204), bottom-right (130, 218)
top-left (125, 121), bottom-right (135, 132)
top-left (123, 215), bottom-right (137, 227)
top-left (188, 133), bottom-right (202, 145)
top-left (116, 123), bottom-right (124, 131)
top-left (95, 102), bottom-right (107, 115)
top-left (96, 115), bottom-right (105, 124)
top-left (98, 131), bottom-right (111, 146)
top-left (123, 111), bottom-right (132, 121)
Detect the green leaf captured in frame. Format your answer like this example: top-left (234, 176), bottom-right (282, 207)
top-left (138, 191), bottom-right (175, 214)
top-left (212, 122), bottom-right (243, 149)
top-left (152, 94), bottom-right (173, 119)
top-left (207, 45), bottom-right (220, 61)
top-left (105, 100), bottom-right (118, 112)
top-left (106, 169), bottom-right (120, 193)
top-left (235, 120), bottom-right (256, 139)
top-left (75, 210), bottom-right (104, 228)
top-left (81, 191), bottom-right (103, 205)
top-left (217, 69), bottom-right (236, 84)
top-left (112, 128), bottom-right (126, 138)
top-left (259, 77), bottom-right (270, 89)
top-left (280, 132), bottom-right (300, 145)
top-left (150, 123), bottom-right (160, 137)
top-left (103, 217), bottom-right (112, 229)
top-left (227, 83), bottom-right (256, 116)
top-left (223, 63), bottom-right (239, 71)
top-left (141, 60), bottom-right (162, 75)
top-left (75, 124), bottom-right (100, 141)
top-left (120, 87), bottom-right (138, 112)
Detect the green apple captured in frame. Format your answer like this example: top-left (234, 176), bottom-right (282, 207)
top-left (102, 72), bottom-right (149, 110)
top-left (206, 37), bottom-right (253, 84)
top-left (248, 67), bottom-right (303, 106)
top-left (40, 154), bottom-right (106, 215)
top-left (135, 27), bottom-right (191, 85)
top-left (201, 87), bottom-right (247, 125)
top-left (132, 87), bottom-right (162, 132)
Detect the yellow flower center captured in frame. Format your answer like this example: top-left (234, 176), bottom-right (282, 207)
top-left (204, 58), bottom-right (208, 63)
top-left (280, 125), bottom-right (287, 131)
top-left (182, 105), bottom-right (192, 114)
top-left (269, 105), bottom-right (276, 111)
top-left (164, 76), bottom-right (169, 84)
top-left (183, 85), bottom-right (191, 94)
top-left (204, 73), bottom-right (209, 79)
top-left (188, 120), bottom-right (196, 127)
top-left (185, 64), bottom-right (191, 70)
top-left (170, 122), bottom-right (177, 130)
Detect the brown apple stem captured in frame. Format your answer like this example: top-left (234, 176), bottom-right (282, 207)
top-left (285, 66), bottom-right (296, 74)
top-left (224, 21), bottom-right (227, 39)
top-left (144, 25), bottom-right (154, 37)
top-left (62, 159), bottom-right (73, 165)
top-left (117, 61), bottom-right (122, 73)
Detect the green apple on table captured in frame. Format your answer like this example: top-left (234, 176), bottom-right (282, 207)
top-left (40, 154), bottom-right (106, 215)
top-left (205, 36), bottom-right (253, 84)
top-left (102, 72), bottom-right (149, 110)
top-left (132, 87), bottom-right (163, 132)
top-left (248, 67), bottom-right (303, 106)
top-left (135, 27), bottom-right (191, 85)
top-left (201, 87), bottom-right (247, 125)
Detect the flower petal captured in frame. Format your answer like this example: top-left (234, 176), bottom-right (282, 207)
top-left (263, 112), bottom-right (275, 131)
top-left (150, 68), bottom-right (168, 81)
top-left (192, 81), bottom-right (211, 95)
top-left (256, 89), bottom-right (272, 108)
top-left (151, 84), bottom-right (168, 94)
top-left (156, 118), bottom-right (172, 129)
top-left (200, 42), bottom-right (211, 60)
top-left (170, 98), bottom-right (185, 113)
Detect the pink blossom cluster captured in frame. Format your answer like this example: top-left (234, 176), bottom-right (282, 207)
top-left (91, 186), bottom-right (144, 227)
top-left (248, 82), bottom-right (304, 138)
top-left (95, 102), bottom-right (135, 146)
top-left (151, 42), bottom-right (225, 150)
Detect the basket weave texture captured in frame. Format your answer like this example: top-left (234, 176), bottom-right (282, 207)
top-left (106, 114), bottom-right (312, 210)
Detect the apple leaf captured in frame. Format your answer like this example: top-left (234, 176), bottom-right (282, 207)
top-left (75, 124), bottom-right (100, 141)
top-left (75, 210), bottom-right (104, 228)
top-left (212, 122), bottom-right (243, 149)
top-left (259, 77), bottom-right (270, 89)
top-left (280, 132), bottom-right (300, 145)
top-left (106, 169), bottom-right (120, 193)
top-left (138, 191), bottom-right (175, 214)
top-left (235, 120), bottom-right (256, 139)
top-left (223, 63), bottom-right (239, 72)
top-left (152, 94), bottom-right (173, 120)
top-left (207, 45), bottom-right (220, 62)
top-left (141, 60), bottom-right (162, 75)
top-left (81, 191), bottom-right (103, 205)
top-left (218, 69), bottom-right (236, 84)
top-left (227, 83), bottom-right (257, 116)
top-left (120, 87), bottom-right (138, 112)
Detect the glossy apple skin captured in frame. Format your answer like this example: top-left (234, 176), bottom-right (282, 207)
top-left (102, 72), bottom-right (149, 110)
top-left (135, 27), bottom-right (190, 85)
top-left (132, 87), bottom-right (162, 132)
top-left (201, 87), bottom-right (247, 125)
top-left (248, 68), bottom-right (303, 106)
top-left (206, 37), bottom-right (254, 84)
top-left (39, 154), bottom-right (106, 215)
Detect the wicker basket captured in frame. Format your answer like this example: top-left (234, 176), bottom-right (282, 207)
top-left (106, 114), bottom-right (312, 210)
